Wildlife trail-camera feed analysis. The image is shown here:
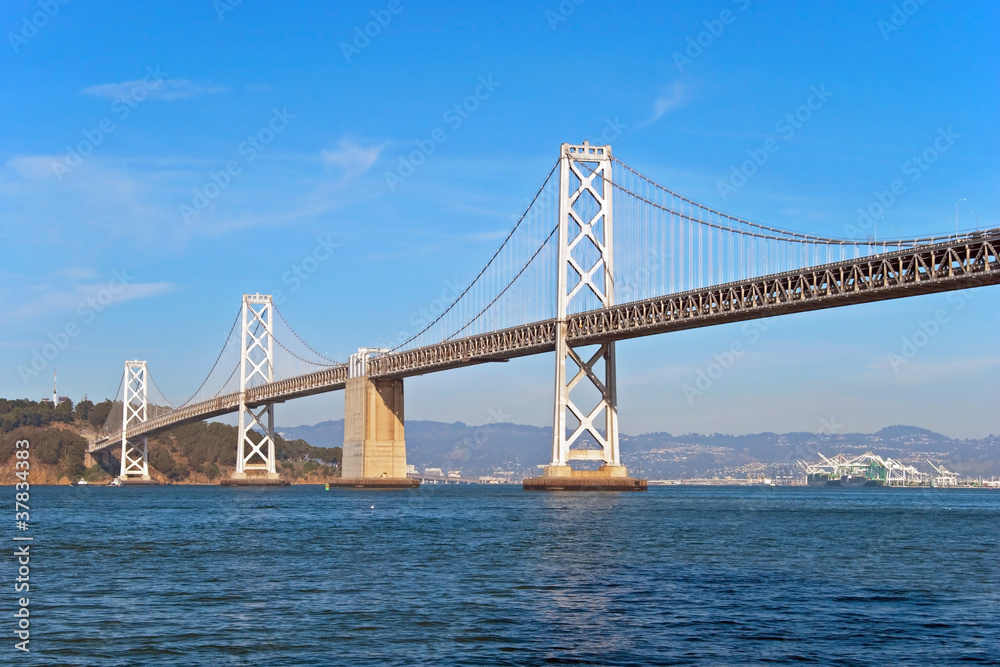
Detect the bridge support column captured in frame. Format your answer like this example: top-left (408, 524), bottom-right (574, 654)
top-left (230, 293), bottom-right (281, 483)
top-left (333, 349), bottom-right (417, 488)
top-left (86, 449), bottom-right (115, 477)
top-left (526, 142), bottom-right (645, 491)
top-left (120, 360), bottom-right (151, 482)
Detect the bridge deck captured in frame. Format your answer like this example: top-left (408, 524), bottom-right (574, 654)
top-left (91, 232), bottom-right (1000, 453)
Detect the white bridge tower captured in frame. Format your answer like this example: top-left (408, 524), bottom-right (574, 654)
top-left (234, 293), bottom-right (278, 479)
top-left (545, 142), bottom-right (627, 479)
top-left (120, 360), bottom-right (150, 480)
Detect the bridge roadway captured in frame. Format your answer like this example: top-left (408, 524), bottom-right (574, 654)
top-left (90, 231), bottom-right (1000, 453)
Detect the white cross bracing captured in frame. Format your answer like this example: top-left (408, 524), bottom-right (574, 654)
top-left (237, 294), bottom-right (276, 475)
top-left (120, 360), bottom-right (150, 479)
top-left (551, 142), bottom-right (621, 468)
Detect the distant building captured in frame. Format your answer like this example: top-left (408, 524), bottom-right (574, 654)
top-left (424, 467), bottom-right (444, 476)
top-left (43, 396), bottom-right (71, 404)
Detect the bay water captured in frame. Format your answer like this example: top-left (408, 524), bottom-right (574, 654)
top-left (12, 485), bottom-right (999, 665)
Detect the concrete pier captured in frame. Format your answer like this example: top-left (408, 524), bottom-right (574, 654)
top-left (327, 477), bottom-right (419, 489)
top-left (119, 478), bottom-right (161, 486)
top-left (220, 477), bottom-right (290, 487)
top-left (341, 375), bottom-right (408, 480)
top-left (523, 465), bottom-right (647, 491)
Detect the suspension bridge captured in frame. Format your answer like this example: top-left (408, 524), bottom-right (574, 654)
top-left (86, 142), bottom-right (1000, 489)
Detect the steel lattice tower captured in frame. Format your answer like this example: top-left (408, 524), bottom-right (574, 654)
top-left (235, 293), bottom-right (277, 477)
top-left (120, 360), bottom-right (150, 479)
top-left (549, 142), bottom-right (622, 472)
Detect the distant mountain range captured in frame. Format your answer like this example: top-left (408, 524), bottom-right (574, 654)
top-left (279, 421), bottom-right (1000, 480)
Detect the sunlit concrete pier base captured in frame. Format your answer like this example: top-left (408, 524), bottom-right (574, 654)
top-left (340, 347), bottom-right (410, 477)
top-left (327, 477), bottom-right (420, 489)
top-left (523, 466), bottom-right (647, 491)
top-left (220, 476), bottom-right (290, 487)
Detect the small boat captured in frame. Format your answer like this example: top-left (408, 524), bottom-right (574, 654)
top-left (109, 477), bottom-right (123, 487)
top-left (73, 479), bottom-right (88, 486)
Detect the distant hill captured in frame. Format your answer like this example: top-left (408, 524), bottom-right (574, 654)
top-left (280, 420), bottom-right (1000, 480)
top-left (0, 398), bottom-right (342, 485)
top-left (4, 396), bottom-right (995, 483)
top-left (621, 425), bottom-right (999, 480)
top-left (279, 420), bottom-right (548, 477)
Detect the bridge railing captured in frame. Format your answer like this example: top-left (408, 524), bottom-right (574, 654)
top-left (567, 231), bottom-right (1000, 344)
top-left (92, 230), bottom-right (1000, 453)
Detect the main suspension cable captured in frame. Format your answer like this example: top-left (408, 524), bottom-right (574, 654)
top-left (609, 158), bottom-right (965, 246)
top-left (275, 307), bottom-right (340, 364)
top-left (389, 159), bottom-right (559, 352)
top-left (445, 222), bottom-right (559, 341)
top-left (176, 307), bottom-right (242, 408)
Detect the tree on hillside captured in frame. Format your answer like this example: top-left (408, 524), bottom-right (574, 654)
top-left (75, 399), bottom-right (94, 421)
top-left (149, 441), bottom-right (189, 481)
top-left (53, 399), bottom-right (74, 423)
top-left (275, 435), bottom-right (342, 467)
top-left (0, 426), bottom-right (87, 481)
top-left (88, 400), bottom-right (113, 427)
top-left (140, 422), bottom-right (341, 481)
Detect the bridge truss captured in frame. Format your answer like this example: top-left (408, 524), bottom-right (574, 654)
top-left (88, 143), bottom-right (1000, 483)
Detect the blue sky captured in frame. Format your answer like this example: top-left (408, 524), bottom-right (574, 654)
top-left (2, 0), bottom-right (998, 438)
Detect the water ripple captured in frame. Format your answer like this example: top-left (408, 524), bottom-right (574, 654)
top-left (11, 485), bottom-right (999, 665)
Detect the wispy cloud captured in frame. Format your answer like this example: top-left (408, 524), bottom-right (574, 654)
top-left (53, 267), bottom-right (98, 281)
top-left (320, 140), bottom-right (385, 180)
top-left (642, 81), bottom-right (693, 126)
top-left (82, 79), bottom-right (229, 101)
top-left (0, 151), bottom-right (389, 243)
top-left (871, 355), bottom-right (1000, 378)
top-left (6, 155), bottom-right (55, 180)
top-left (11, 277), bottom-right (176, 320)
top-left (0, 155), bottom-right (183, 243)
